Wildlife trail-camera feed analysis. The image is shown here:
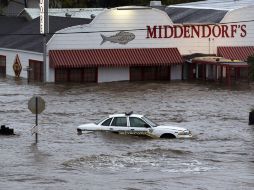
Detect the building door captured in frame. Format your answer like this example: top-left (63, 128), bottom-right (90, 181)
top-left (55, 68), bottom-right (97, 83)
top-left (0, 55), bottom-right (6, 77)
top-left (130, 66), bottom-right (170, 81)
top-left (29, 60), bottom-right (43, 82)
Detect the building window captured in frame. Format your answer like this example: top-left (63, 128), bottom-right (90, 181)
top-left (55, 69), bottom-right (69, 82)
top-left (55, 68), bottom-right (97, 83)
top-left (0, 55), bottom-right (6, 77)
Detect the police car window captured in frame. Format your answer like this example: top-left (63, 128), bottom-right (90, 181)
top-left (95, 117), bottom-right (108, 125)
top-left (130, 117), bottom-right (149, 128)
top-left (101, 118), bottom-right (112, 126)
top-left (142, 117), bottom-right (158, 127)
top-left (111, 117), bottom-right (127, 127)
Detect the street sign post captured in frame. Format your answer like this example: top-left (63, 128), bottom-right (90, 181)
top-left (28, 96), bottom-right (46, 143)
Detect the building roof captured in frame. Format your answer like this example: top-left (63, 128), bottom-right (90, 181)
top-left (169, 0), bottom-right (254, 11)
top-left (165, 0), bottom-right (254, 24)
top-left (217, 46), bottom-right (254, 61)
top-left (49, 48), bottom-right (183, 68)
top-left (165, 7), bottom-right (227, 23)
top-left (19, 8), bottom-right (107, 20)
top-left (0, 16), bottom-right (27, 34)
top-left (2, 0), bottom-right (26, 16)
top-left (0, 16), bottom-right (91, 53)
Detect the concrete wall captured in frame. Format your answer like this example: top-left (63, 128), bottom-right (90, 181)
top-left (98, 67), bottom-right (129, 83)
top-left (170, 65), bottom-right (182, 80)
top-left (0, 48), bottom-right (42, 79)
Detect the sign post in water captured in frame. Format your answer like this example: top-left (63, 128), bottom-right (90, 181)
top-left (28, 96), bottom-right (45, 143)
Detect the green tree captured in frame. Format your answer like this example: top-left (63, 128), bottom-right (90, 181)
top-left (247, 55), bottom-right (254, 81)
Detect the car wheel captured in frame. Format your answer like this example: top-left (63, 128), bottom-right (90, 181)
top-left (160, 133), bottom-right (176, 139)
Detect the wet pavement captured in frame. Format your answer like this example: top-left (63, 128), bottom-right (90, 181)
top-left (0, 78), bottom-right (254, 190)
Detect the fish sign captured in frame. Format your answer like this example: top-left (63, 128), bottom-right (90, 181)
top-left (100, 31), bottom-right (135, 45)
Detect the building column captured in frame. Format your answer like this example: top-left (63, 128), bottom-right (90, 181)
top-left (215, 65), bottom-right (217, 81)
top-left (196, 64), bottom-right (199, 79)
top-left (202, 64), bottom-right (206, 81)
top-left (226, 66), bottom-right (231, 86)
top-left (190, 63), bottom-right (194, 80)
top-left (220, 66), bottom-right (223, 83)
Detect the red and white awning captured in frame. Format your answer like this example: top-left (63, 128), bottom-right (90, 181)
top-left (217, 46), bottom-right (254, 61)
top-left (49, 48), bottom-right (183, 68)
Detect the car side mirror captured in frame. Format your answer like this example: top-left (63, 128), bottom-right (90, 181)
top-left (144, 124), bottom-right (150, 128)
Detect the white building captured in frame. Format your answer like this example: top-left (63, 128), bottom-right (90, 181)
top-left (47, 6), bottom-right (183, 83)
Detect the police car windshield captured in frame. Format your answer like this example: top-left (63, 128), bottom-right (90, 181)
top-left (142, 117), bottom-right (158, 127)
top-left (95, 117), bottom-right (108, 125)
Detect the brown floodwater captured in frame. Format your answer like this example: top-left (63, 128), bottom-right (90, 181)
top-left (0, 78), bottom-right (254, 190)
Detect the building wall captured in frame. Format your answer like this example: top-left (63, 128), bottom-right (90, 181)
top-left (0, 48), bottom-right (42, 78)
top-left (48, 6), bottom-right (254, 57)
top-left (215, 6), bottom-right (254, 48)
top-left (47, 8), bottom-right (175, 51)
top-left (98, 67), bottom-right (129, 83)
top-left (170, 65), bottom-right (182, 80)
top-left (178, 6), bottom-right (254, 55)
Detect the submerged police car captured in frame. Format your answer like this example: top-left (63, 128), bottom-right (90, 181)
top-left (77, 112), bottom-right (192, 139)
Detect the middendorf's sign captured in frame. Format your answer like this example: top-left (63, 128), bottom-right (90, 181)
top-left (146, 24), bottom-right (247, 39)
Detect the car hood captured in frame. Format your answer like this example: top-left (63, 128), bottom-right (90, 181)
top-left (77, 123), bottom-right (96, 129)
top-left (156, 125), bottom-right (188, 131)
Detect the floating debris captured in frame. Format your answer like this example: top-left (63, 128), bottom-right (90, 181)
top-left (0, 125), bottom-right (14, 135)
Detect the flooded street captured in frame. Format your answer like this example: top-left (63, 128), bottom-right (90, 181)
top-left (0, 78), bottom-right (254, 190)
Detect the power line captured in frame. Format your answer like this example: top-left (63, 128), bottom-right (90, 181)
top-left (27, 0), bottom-right (254, 15)
top-left (0, 18), bottom-right (254, 36)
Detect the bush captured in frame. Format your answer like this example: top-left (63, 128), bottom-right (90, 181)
top-left (247, 55), bottom-right (254, 81)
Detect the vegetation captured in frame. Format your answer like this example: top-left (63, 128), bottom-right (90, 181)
top-left (0, 6), bottom-right (4, 15)
top-left (49, 0), bottom-right (202, 8)
top-left (247, 55), bottom-right (254, 81)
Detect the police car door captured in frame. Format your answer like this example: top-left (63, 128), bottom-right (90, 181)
top-left (129, 117), bottom-right (150, 136)
top-left (110, 116), bottom-right (128, 133)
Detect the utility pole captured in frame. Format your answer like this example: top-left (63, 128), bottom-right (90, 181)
top-left (40, 0), bottom-right (49, 83)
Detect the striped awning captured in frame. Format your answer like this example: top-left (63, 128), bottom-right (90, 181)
top-left (217, 46), bottom-right (254, 61)
top-left (49, 48), bottom-right (183, 68)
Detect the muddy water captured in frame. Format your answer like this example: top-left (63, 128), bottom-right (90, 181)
top-left (0, 78), bottom-right (254, 190)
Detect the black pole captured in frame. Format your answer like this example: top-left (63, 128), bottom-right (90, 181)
top-left (35, 97), bottom-right (38, 143)
top-left (249, 110), bottom-right (254, 125)
top-left (24, 0), bottom-right (28, 8)
top-left (27, 69), bottom-right (30, 84)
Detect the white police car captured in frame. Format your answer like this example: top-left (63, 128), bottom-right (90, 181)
top-left (77, 112), bottom-right (192, 139)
